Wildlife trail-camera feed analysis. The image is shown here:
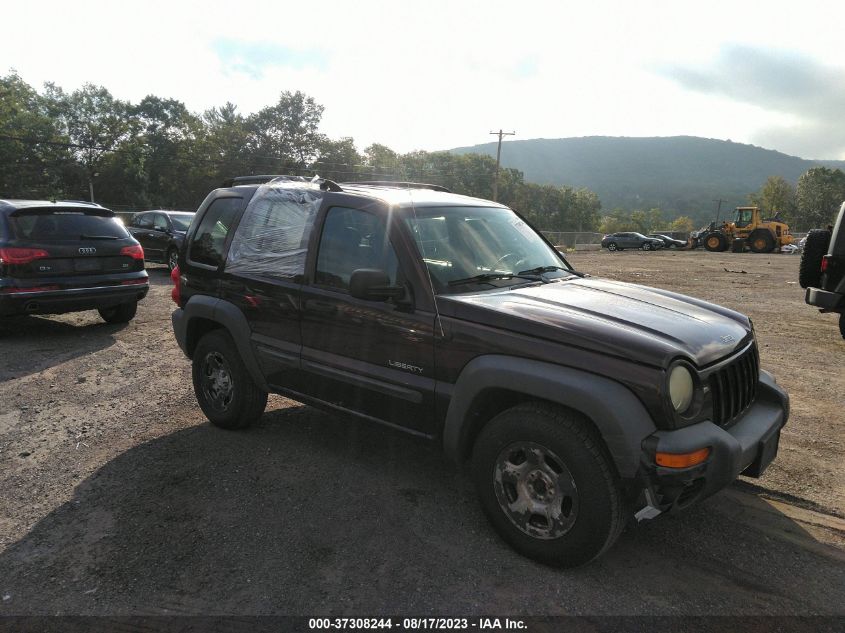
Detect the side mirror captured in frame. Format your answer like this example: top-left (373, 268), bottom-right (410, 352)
top-left (349, 269), bottom-right (406, 302)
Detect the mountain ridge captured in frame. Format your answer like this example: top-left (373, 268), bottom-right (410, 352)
top-left (449, 136), bottom-right (845, 222)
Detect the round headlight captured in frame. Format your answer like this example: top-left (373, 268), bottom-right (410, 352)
top-left (669, 365), bottom-right (694, 413)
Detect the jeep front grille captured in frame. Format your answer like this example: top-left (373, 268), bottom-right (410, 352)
top-left (709, 345), bottom-right (759, 427)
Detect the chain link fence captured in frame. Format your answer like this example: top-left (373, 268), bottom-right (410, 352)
top-left (540, 232), bottom-right (605, 247)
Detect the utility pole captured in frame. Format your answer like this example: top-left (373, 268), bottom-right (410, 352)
top-left (490, 129), bottom-right (515, 201)
top-left (89, 171), bottom-right (99, 203)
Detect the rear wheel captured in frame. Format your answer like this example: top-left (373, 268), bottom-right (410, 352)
top-left (98, 301), bottom-right (137, 324)
top-left (840, 313), bottom-right (845, 340)
top-left (749, 230), bottom-right (775, 253)
top-left (799, 229), bottom-right (831, 288)
top-left (192, 330), bottom-right (267, 429)
top-left (471, 402), bottom-right (626, 568)
top-left (704, 233), bottom-right (728, 252)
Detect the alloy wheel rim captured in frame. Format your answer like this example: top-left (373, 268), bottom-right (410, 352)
top-left (201, 351), bottom-right (234, 412)
top-left (493, 441), bottom-right (579, 540)
top-left (169, 250), bottom-right (178, 270)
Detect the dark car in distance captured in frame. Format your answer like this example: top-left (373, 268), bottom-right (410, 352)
top-left (170, 177), bottom-right (788, 567)
top-left (128, 210), bottom-right (195, 271)
top-left (0, 200), bottom-right (148, 322)
top-left (601, 232), bottom-right (664, 251)
top-left (648, 233), bottom-right (687, 249)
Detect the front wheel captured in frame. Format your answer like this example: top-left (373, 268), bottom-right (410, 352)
top-left (642, 242), bottom-right (652, 251)
top-left (192, 330), bottom-right (268, 429)
top-left (471, 403), bottom-right (626, 568)
top-left (839, 313), bottom-right (845, 340)
top-left (98, 301), bottom-right (137, 324)
top-left (606, 242), bottom-right (618, 251)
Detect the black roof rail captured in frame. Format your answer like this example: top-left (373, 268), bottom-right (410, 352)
top-left (222, 175), bottom-right (309, 187)
top-left (341, 181), bottom-right (451, 193)
top-left (319, 179), bottom-right (343, 192)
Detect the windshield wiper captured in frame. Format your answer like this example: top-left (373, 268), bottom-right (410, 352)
top-left (519, 264), bottom-right (588, 278)
top-left (517, 265), bottom-right (569, 275)
top-left (80, 234), bottom-right (120, 240)
top-left (448, 272), bottom-right (540, 287)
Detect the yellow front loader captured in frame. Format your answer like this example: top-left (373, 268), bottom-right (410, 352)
top-left (702, 206), bottom-right (793, 253)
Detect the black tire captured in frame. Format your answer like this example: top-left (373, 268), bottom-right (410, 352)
top-left (606, 242), bottom-right (617, 251)
top-left (98, 301), bottom-right (137, 324)
top-left (839, 313), bottom-right (845, 340)
top-left (642, 242), bottom-right (652, 251)
top-left (167, 247), bottom-right (179, 272)
top-left (799, 230), bottom-right (831, 288)
top-left (192, 329), bottom-right (267, 429)
top-left (731, 239), bottom-right (745, 253)
top-left (471, 402), bottom-right (626, 568)
top-left (704, 232), bottom-right (728, 252)
top-left (748, 230), bottom-right (775, 254)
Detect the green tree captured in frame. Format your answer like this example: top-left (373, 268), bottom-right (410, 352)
top-left (669, 215), bottom-right (695, 232)
top-left (314, 137), bottom-right (362, 182)
top-left (47, 83), bottom-right (133, 202)
top-left (796, 167), bottom-right (845, 229)
top-left (0, 72), bottom-right (69, 198)
top-left (248, 91), bottom-right (325, 173)
top-left (748, 175), bottom-right (797, 222)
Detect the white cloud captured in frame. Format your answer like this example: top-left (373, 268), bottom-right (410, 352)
top-left (2, 0), bottom-right (844, 157)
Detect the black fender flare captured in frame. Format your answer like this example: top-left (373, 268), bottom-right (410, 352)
top-left (442, 355), bottom-right (657, 478)
top-left (179, 295), bottom-right (269, 391)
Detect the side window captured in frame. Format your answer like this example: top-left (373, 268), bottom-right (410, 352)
top-left (315, 207), bottom-right (399, 292)
top-left (188, 197), bottom-right (242, 268)
top-left (153, 214), bottom-right (168, 231)
top-left (225, 186), bottom-right (321, 279)
top-left (134, 213), bottom-right (153, 229)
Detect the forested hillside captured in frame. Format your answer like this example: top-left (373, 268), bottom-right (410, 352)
top-left (451, 136), bottom-right (845, 225)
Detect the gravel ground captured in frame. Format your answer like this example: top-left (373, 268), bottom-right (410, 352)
top-left (0, 252), bottom-right (843, 616)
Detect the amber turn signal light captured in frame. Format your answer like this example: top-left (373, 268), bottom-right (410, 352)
top-left (655, 447), bottom-right (711, 468)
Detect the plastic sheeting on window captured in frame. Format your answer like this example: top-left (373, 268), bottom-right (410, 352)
top-left (225, 181), bottom-right (323, 278)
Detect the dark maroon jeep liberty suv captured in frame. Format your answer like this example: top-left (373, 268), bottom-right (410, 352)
top-left (171, 177), bottom-right (789, 567)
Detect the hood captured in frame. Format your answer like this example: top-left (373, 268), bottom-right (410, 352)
top-left (440, 277), bottom-right (752, 368)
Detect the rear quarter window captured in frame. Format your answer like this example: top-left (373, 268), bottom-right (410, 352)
top-left (225, 185), bottom-right (322, 279)
top-left (188, 197), bottom-right (242, 268)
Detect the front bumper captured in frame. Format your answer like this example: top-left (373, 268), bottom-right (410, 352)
top-left (640, 369), bottom-right (789, 512)
top-left (805, 287), bottom-right (843, 312)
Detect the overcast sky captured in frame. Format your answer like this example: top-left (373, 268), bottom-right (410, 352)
top-left (3, 0), bottom-right (844, 158)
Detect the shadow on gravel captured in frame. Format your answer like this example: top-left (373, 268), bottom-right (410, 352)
top-left (0, 316), bottom-right (123, 382)
top-left (144, 266), bottom-right (173, 287)
top-left (0, 405), bottom-right (843, 616)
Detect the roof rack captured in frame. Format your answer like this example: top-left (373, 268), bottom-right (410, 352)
top-left (341, 181), bottom-right (451, 193)
top-left (222, 175), bottom-right (309, 187)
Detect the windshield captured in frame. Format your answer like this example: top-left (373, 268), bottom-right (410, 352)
top-left (11, 210), bottom-right (130, 241)
top-left (404, 206), bottom-right (571, 293)
top-left (169, 214), bottom-right (194, 231)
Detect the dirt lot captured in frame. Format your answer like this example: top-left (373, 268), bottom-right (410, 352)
top-left (0, 251), bottom-right (843, 616)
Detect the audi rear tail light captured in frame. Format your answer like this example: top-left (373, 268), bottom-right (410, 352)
top-left (0, 247), bottom-right (50, 265)
top-left (120, 245), bottom-right (145, 260)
